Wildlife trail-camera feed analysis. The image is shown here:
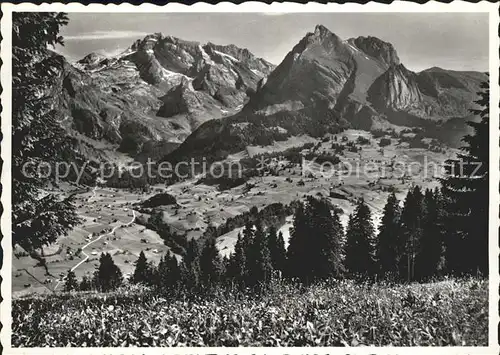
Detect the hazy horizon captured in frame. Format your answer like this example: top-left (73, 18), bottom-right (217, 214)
top-left (56, 12), bottom-right (489, 72)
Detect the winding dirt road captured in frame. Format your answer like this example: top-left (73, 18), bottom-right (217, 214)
top-left (54, 187), bottom-right (136, 291)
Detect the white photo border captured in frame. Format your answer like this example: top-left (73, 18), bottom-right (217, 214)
top-left (1, 1), bottom-right (499, 354)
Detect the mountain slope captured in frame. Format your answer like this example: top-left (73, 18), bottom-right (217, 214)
top-left (165, 25), bottom-right (487, 163)
top-left (247, 25), bottom-right (394, 113)
top-left (56, 34), bottom-right (274, 161)
top-left (368, 63), bottom-right (423, 112)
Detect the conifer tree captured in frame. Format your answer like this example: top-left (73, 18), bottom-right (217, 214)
top-left (441, 81), bottom-right (489, 275)
top-left (220, 255), bottom-right (232, 287)
top-left (441, 190), bottom-right (467, 276)
top-left (155, 254), bottom-right (169, 290)
top-left (132, 251), bottom-right (150, 284)
top-left (399, 186), bottom-right (424, 281)
top-left (242, 222), bottom-right (255, 254)
top-left (309, 197), bottom-right (345, 279)
top-left (64, 269), bottom-right (78, 292)
top-left (167, 252), bottom-right (181, 286)
top-left (241, 222), bottom-right (256, 284)
top-left (79, 275), bottom-right (91, 291)
top-left (345, 199), bottom-right (376, 278)
top-left (268, 227), bottom-right (287, 273)
top-left (376, 192), bottom-right (401, 279)
top-left (155, 251), bottom-right (181, 292)
top-left (227, 232), bottom-right (247, 289)
top-left (182, 238), bottom-right (201, 290)
top-left (249, 223), bottom-right (273, 287)
top-left (199, 238), bottom-right (222, 289)
top-left (12, 12), bottom-right (80, 262)
top-left (276, 232), bottom-right (287, 270)
top-left (287, 202), bottom-right (309, 280)
top-left (94, 253), bottom-right (122, 292)
top-left (414, 189), bottom-right (445, 280)
top-left (288, 197), bottom-right (345, 282)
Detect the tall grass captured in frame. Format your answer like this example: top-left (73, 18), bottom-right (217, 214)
top-left (12, 278), bottom-right (488, 347)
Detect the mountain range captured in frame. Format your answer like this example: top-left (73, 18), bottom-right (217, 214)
top-left (53, 33), bottom-right (274, 160)
top-left (54, 25), bottom-right (487, 164)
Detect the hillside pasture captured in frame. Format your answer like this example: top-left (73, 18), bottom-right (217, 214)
top-left (13, 129), bottom-right (454, 296)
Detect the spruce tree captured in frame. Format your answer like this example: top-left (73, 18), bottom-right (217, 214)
top-left (199, 238), bottom-right (222, 290)
top-left (242, 222), bottom-right (255, 255)
top-left (288, 197), bottom-right (345, 282)
top-left (94, 253), bottom-right (122, 292)
top-left (376, 192), bottom-right (401, 279)
top-left (12, 12), bottom-right (80, 261)
top-left (249, 223), bottom-right (273, 287)
top-left (309, 197), bottom-right (345, 279)
top-left (441, 190), bottom-right (467, 276)
top-left (155, 252), bottom-right (181, 292)
top-left (268, 227), bottom-right (287, 273)
top-left (276, 232), bottom-right (287, 271)
top-left (414, 189), bottom-right (445, 280)
top-left (287, 202), bottom-right (309, 280)
top-left (441, 81), bottom-right (489, 275)
top-left (399, 186), bottom-right (424, 281)
top-left (79, 275), bottom-right (91, 291)
top-left (167, 252), bottom-right (181, 286)
top-left (345, 199), bottom-right (376, 278)
top-left (241, 222), bottom-right (255, 284)
top-left (155, 254), bottom-right (169, 291)
top-left (64, 269), bottom-right (78, 292)
top-left (227, 232), bottom-right (247, 289)
top-left (132, 251), bottom-right (150, 284)
top-left (221, 255), bottom-right (232, 287)
top-left (182, 238), bottom-right (201, 290)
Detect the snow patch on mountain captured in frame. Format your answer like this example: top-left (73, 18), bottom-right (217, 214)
top-left (215, 50), bottom-right (239, 62)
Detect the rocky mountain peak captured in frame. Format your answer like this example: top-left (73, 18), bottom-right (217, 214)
top-left (205, 42), bottom-right (248, 57)
top-left (313, 24), bottom-right (332, 38)
top-left (59, 26), bottom-right (487, 165)
top-left (280, 25), bottom-right (343, 60)
top-left (302, 24), bottom-right (343, 49)
top-left (367, 63), bottom-right (423, 111)
top-left (77, 52), bottom-right (106, 65)
top-left (130, 33), bottom-right (164, 51)
top-left (60, 32), bottom-right (278, 156)
top-left (424, 66), bottom-right (446, 72)
top-left (203, 42), bottom-right (275, 75)
top-left (348, 36), bottom-right (400, 67)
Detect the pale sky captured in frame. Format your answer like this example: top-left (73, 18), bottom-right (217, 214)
top-left (56, 12), bottom-right (489, 72)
